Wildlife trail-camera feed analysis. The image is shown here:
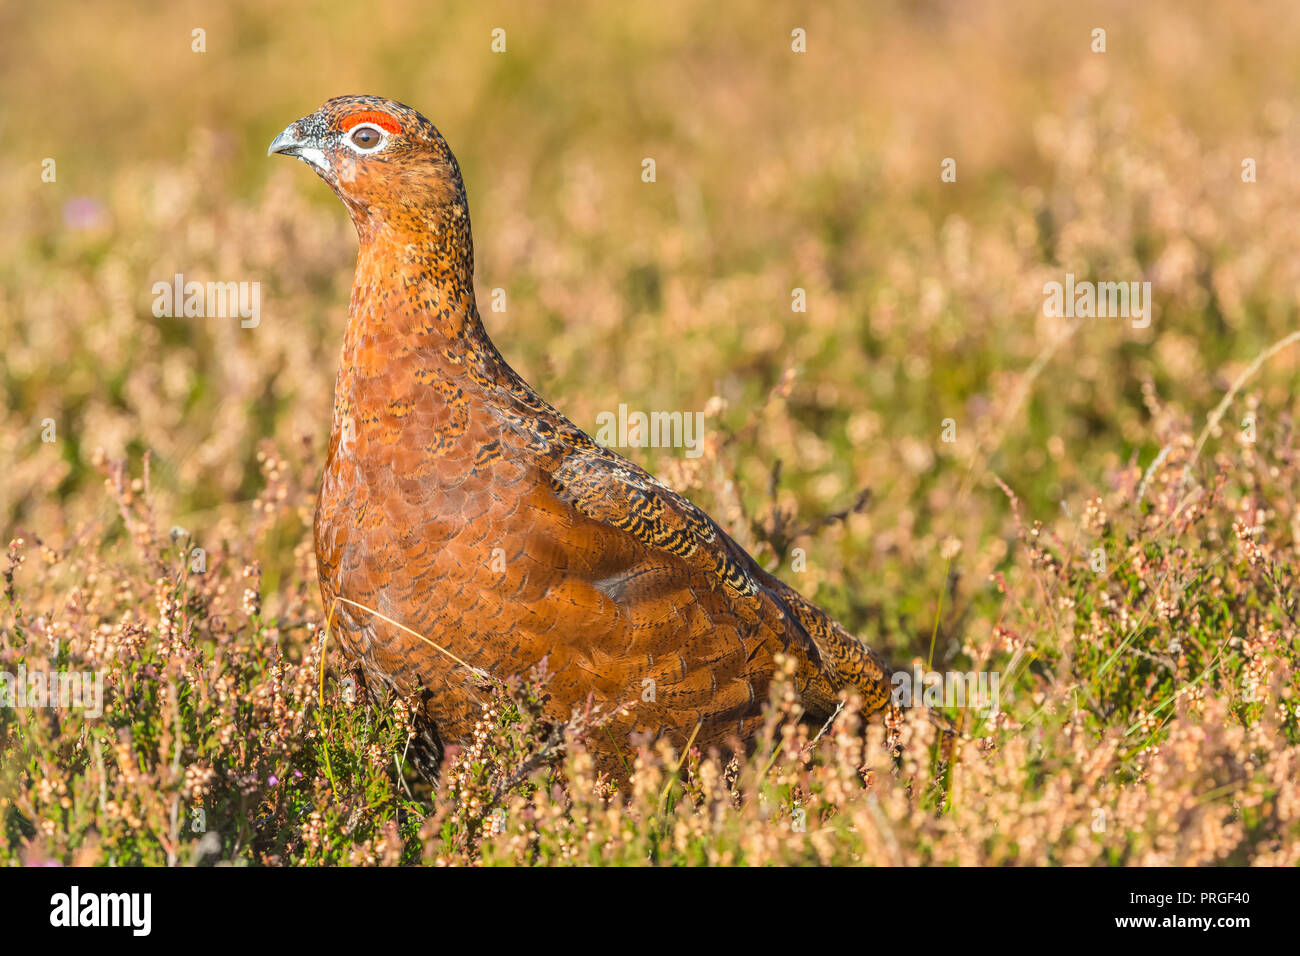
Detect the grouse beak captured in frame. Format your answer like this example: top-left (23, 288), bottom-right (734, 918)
top-left (267, 122), bottom-right (304, 158)
top-left (267, 118), bottom-right (331, 173)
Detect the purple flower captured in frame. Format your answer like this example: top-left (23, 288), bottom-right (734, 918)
top-left (62, 197), bottom-right (107, 231)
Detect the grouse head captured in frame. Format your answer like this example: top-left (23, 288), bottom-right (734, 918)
top-left (268, 95), bottom-right (469, 246)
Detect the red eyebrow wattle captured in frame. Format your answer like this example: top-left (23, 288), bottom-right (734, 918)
top-left (341, 110), bottom-right (402, 134)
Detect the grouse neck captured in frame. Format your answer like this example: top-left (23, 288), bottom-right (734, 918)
top-left (347, 214), bottom-right (484, 347)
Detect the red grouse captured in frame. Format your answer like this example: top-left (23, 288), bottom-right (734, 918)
top-left (269, 95), bottom-right (899, 774)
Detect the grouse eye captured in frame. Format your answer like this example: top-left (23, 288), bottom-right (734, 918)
top-left (349, 125), bottom-right (383, 150)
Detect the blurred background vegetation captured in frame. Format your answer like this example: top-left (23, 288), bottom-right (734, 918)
top-left (2, 0), bottom-right (1298, 662)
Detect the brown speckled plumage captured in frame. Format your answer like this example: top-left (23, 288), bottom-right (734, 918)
top-left (269, 95), bottom-right (899, 775)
